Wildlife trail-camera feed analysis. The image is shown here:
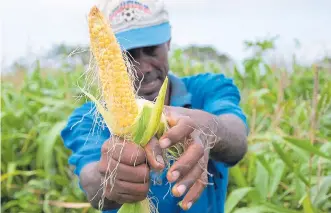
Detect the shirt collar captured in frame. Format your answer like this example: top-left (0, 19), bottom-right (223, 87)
top-left (168, 71), bottom-right (192, 108)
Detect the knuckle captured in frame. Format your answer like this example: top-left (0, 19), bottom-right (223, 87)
top-left (130, 145), bottom-right (146, 159)
top-left (196, 167), bottom-right (204, 178)
top-left (98, 160), bottom-right (109, 175)
top-left (143, 182), bottom-right (149, 193)
top-left (138, 183), bottom-right (150, 195)
top-left (139, 164), bottom-right (150, 182)
top-left (191, 194), bottom-right (200, 203)
top-left (184, 115), bottom-right (196, 126)
top-left (182, 117), bottom-right (196, 131)
top-left (181, 116), bottom-right (191, 123)
top-left (199, 176), bottom-right (208, 188)
top-left (142, 163), bottom-right (150, 173)
top-left (190, 184), bottom-right (206, 203)
top-left (105, 188), bottom-right (117, 201)
top-left (115, 180), bottom-right (126, 191)
top-left (99, 157), bottom-right (117, 175)
top-left (183, 179), bottom-right (196, 190)
top-left (116, 195), bottom-right (126, 204)
top-left (101, 139), bottom-right (113, 154)
top-left (138, 195), bottom-right (147, 202)
top-left (98, 163), bottom-right (106, 174)
top-left (137, 151), bottom-right (147, 163)
top-left (194, 142), bottom-right (204, 158)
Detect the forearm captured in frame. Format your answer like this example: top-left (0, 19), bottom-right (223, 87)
top-left (205, 113), bottom-right (248, 165)
top-left (80, 162), bottom-right (122, 210)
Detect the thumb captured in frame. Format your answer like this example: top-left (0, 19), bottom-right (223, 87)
top-left (163, 106), bottom-right (186, 127)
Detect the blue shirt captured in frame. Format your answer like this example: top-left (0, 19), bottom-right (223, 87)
top-left (60, 72), bottom-right (247, 213)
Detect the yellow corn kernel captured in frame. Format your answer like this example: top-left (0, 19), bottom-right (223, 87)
top-left (88, 6), bottom-right (138, 135)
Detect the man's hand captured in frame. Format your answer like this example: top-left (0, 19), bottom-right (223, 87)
top-left (156, 106), bottom-right (211, 210)
top-left (98, 136), bottom-right (165, 204)
top-left (157, 105), bottom-right (247, 210)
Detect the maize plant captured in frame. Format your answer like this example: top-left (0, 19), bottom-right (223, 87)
top-left (81, 6), bottom-right (184, 213)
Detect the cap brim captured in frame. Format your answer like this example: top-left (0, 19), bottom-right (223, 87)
top-left (115, 22), bottom-right (171, 51)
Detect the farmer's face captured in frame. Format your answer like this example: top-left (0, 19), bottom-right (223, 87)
top-left (125, 41), bottom-right (170, 102)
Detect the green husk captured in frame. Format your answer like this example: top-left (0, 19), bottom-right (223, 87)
top-left (82, 77), bottom-right (172, 213)
top-left (80, 77), bottom-right (169, 145)
top-left (131, 77), bottom-right (169, 146)
top-left (118, 199), bottom-right (151, 213)
top-left (117, 77), bottom-right (169, 213)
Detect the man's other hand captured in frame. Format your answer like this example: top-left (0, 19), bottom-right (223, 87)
top-left (98, 136), bottom-right (163, 204)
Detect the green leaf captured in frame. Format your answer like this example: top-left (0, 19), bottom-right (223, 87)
top-left (1, 133), bottom-right (30, 140)
top-left (225, 187), bottom-right (253, 213)
top-left (229, 165), bottom-right (248, 188)
top-left (311, 176), bottom-right (331, 207)
top-left (249, 88), bottom-right (270, 99)
top-left (284, 136), bottom-right (331, 160)
top-left (136, 76), bottom-right (168, 147)
top-left (269, 159), bottom-right (285, 197)
top-left (295, 176), bottom-right (306, 201)
top-left (2, 199), bottom-right (21, 212)
top-left (302, 193), bottom-right (316, 213)
top-left (256, 154), bottom-right (272, 174)
top-left (247, 153), bottom-right (257, 184)
top-left (271, 141), bottom-right (310, 186)
top-left (118, 199), bottom-right (151, 213)
top-left (233, 206), bottom-right (265, 213)
top-left (24, 92), bottom-right (69, 106)
top-left (6, 162), bottom-right (16, 190)
top-left (40, 121), bottom-right (67, 173)
top-left (262, 202), bottom-right (303, 213)
top-left (1, 170), bottom-right (41, 181)
top-left (254, 161), bottom-right (269, 201)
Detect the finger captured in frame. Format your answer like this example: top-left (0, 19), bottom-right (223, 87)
top-left (99, 157), bottom-right (150, 183)
top-left (159, 115), bottom-right (197, 149)
top-left (116, 161), bottom-right (150, 183)
top-left (117, 194), bottom-right (147, 204)
top-left (144, 137), bottom-right (165, 172)
top-left (101, 137), bottom-right (146, 166)
top-left (171, 163), bottom-right (203, 197)
top-left (166, 132), bottom-right (204, 183)
top-left (163, 105), bottom-right (190, 118)
top-left (103, 177), bottom-right (149, 204)
top-left (180, 172), bottom-right (208, 210)
top-left (115, 180), bottom-right (149, 197)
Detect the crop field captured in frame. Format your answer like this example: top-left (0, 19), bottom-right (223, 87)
top-left (1, 39), bottom-right (331, 213)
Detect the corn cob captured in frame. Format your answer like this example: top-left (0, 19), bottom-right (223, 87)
top-left (82, 5), bottom-right (173, 213)
top-left (87, 6), bottom-right (139, 136)
top-left (84, 6), bottom-right (169, 143)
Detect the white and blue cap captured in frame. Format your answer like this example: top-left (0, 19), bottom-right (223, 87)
top-left (98, 0), bottom-right (171, 51)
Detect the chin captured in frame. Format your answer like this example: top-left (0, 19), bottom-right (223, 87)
top-left (139, 90), bottom-right (158, 102)
top-left (143, 93), bottom-right (158, 102)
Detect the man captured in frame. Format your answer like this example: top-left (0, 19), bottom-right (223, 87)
top-left (61, 0), bottom-right (248, 213)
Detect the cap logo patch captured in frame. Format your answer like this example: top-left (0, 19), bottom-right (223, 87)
top-left (109, 0), bottom-right (151, 23)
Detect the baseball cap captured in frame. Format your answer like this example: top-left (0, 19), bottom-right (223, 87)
top-left (98, 0), bottom-right (171, 51)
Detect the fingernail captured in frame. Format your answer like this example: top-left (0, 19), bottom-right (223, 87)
top-left (156, 155), bottom-right (164, 165)
top-left (160, 138), bottom-right (171, 148)
top-left (172, 170), bottom-right (180, 180)
top-left (177, 185), bottom-right (186, 196)
top-left (186, 202), bottom-right (192, 209)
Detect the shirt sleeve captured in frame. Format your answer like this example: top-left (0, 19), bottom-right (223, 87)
top-left (60, 101), bottom-right (110, 177)
top-left (183, 72), bottom-right (249, 168)
top-left (184, 72), bottom-right (248, 130)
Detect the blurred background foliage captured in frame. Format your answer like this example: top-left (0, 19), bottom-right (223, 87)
top-left (1, 37), bottom-right (331, 213)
